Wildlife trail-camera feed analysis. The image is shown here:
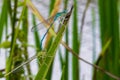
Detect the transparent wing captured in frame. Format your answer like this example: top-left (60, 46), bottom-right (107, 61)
top-left (31, 16), bottom-right (55, 32)
top-left (31, 13), bottom-right (67, 32)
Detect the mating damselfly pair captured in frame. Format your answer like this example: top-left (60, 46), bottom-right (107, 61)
top-left (5, 9), bottom-right (68, 77)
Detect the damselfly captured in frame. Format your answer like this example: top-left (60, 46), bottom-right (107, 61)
top-left (31, 10), bottom-right (68, 49)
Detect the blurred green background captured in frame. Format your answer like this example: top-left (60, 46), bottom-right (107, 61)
top-left (0, 0), bottom-right (120, 80)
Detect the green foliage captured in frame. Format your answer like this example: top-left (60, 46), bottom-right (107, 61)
top-left (93, 0), bottom-right (120, 80)
top-left (32, 14), bottom-right (41, 51)
top-left (0, 0), bottom-right (120, 80)
top-left (72, 0), bottom-right (79, 80)
top-left (0, 0), bottom-right (8, 42)
top-left (0, 41), bottom-right (11, 49)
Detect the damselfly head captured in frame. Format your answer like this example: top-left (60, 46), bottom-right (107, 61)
top-left (63, 9), bottom-right (68, 13)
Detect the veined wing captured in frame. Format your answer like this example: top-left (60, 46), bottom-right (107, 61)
top-left (31, 12), bottom-right (67, 32)
top-left (31, 15), bottom-right (55, 32)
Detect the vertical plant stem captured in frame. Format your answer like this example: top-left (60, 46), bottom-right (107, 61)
top-left (94, 0), bottom-right (120, 80)
top-left (6, 0), bottom-right (18, 79)
top-left (6, 1), bottom-right (26, 79)
top-left (72, 0), bottom-right (79, 80)
top-left (32, 14), bottom-right (41, 52)
top-left (64, 0), bottom-right (69, 80)
top-left (0, 0), bottom-right (8, 43)
top-left (22, 6), bottom-right (32, 80)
